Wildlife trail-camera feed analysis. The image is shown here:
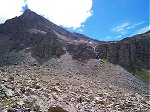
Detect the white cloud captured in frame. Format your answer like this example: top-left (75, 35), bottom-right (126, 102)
top-left (0, 0), bottom-right (93, 30)
top-left (0, 0), bottom-right (25, 23)
top-left (26, 0), bottom-right (93, 29)
top-left (134, 26), bottom-right (150, 34)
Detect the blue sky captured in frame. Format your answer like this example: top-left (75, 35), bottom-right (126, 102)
top-left (0, 0), bottom-right (149, 41)
top-left (77, 0), bottom-right (149, 41)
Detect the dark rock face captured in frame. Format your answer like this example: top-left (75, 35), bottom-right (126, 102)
top-left (96, 32), bottom-right (150, 71)
top-left (32, 32), bottom-right (66, 59)
top-left (67, 44), bottom-right (96, 61)
top-left (133, 34), bottom-right (150, 70)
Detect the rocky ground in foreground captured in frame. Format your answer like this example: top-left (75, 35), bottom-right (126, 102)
top-left (0, 63), bottom-right (150, 112)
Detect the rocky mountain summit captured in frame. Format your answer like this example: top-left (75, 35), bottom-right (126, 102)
top-left (0, 9), bottom-right (150, 111)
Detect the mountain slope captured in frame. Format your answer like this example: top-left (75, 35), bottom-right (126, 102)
top-left (0, 9), bottom-right (149, 82)
top-left (0, 9), bottom-right (149, 70)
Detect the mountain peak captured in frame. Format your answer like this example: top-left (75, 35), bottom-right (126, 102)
top-left (23, 9), bottom-right (34, 14)
top-left (22, 9), bottom-right (37, 17)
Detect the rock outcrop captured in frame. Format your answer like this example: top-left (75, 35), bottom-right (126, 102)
top-left (96, 32), bottom-right (150, 71)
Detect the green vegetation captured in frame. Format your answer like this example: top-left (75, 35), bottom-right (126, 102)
top-left (129, 64), bottom-right (150, 84)
top-left (102, 58), bottom-right (112, 67)
top-left (135, 68), bottom-right (150, 84)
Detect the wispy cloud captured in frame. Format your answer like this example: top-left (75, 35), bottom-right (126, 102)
top-left (76, 28), bottom-right (84, 33)
top-left (111, 21), bottom-right (145, 39)
top-left (134, 26), bottom-right (150, 34)
top-left (126, 21), bottom-right (144, 30)
top-left (112, 22), bottom-right (130, 34)
top-left (112, 21), bottom-right (144, 34)
top-left (105, 36), bottom-right (112, 39)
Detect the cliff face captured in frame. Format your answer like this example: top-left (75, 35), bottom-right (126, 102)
top-left (96, 32), bottom-right (150, 71)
